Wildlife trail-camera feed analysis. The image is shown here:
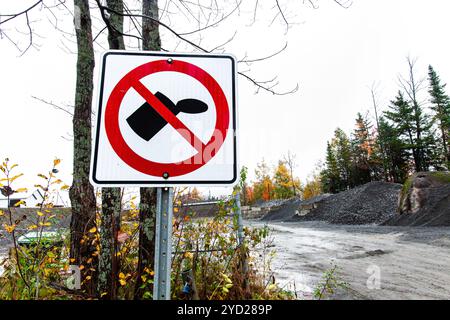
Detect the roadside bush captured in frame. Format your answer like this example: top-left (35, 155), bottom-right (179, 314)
top-left (0, 159), bottom-right (292, 300)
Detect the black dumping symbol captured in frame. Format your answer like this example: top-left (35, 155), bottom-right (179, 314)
top-left (126, 91), bottom-right (208, 141)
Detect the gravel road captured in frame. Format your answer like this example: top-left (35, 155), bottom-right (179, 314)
top-left (249, 221), bottom-right (450, 300)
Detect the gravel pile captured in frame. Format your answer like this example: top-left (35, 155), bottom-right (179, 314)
top-left (260, 198), bottom-right (302, 221)
top-left (294, 181), bottom-right (402, 225)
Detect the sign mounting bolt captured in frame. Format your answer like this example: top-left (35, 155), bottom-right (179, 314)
top-left (163, 172), bottom-right (170, 179)
top-left (167, 58), bottom-right (173, 64)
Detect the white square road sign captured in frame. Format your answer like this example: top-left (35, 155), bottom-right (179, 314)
top-left (90, 51), bottom-right (238, 187)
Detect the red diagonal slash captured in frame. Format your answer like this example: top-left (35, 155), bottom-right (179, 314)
top-left (132, 80), bottom-right (206, 153)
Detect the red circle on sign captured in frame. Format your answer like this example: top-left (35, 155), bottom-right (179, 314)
top-left (104, 59), bottom-right (230, 177)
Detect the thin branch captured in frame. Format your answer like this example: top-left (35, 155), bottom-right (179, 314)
top-left (0, 1), bottom-right (43, 25)
top-left (239, 42), bottom-right (287, 64)
top-left (178, 0), bottom-right (243, 36)
top-left (238, 71), bottom-right (299, 96)
top-left (31, 95), bottom-right (74, 116)
top-left (275, 0), bottom-right (289, 33)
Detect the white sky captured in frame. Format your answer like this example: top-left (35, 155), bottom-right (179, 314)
top-left (1, 0), bottom-right (450, 197)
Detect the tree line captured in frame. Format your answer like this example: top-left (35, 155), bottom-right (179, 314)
top-left (321, 59), bottom-right (450, 193)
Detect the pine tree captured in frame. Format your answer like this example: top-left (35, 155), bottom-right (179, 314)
top-left (384, 91), bottom-right (415, 167)
top-left (334, 128), bottom-right (353, 189)
top-left (384, 91), bottom-right (436, 173)
top-left (398, 58), bottom-right (437, 172)
top-left (351, 112), bottom-right (374, 185)
top-left (321, 141), bottom-right (341, 193)
top-left (428, 65), bottom-right (450, 169)
top-left (375, 117), bottom-right (409, 183)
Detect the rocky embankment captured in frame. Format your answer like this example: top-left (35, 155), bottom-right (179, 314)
top-left (383, 172), bottom-right (450, 226)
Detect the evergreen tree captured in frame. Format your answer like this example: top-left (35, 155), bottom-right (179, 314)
top-left (384, 91), bottom-right (436, 172)
top-left (321, 141), bottom-right (342, 193)
top-left (334, 128), bottom-right (353, 189)
top-left (428, 65), bottom-right (450, 169)
top-left (398, 58), bottom-right (437, 171)
top-left (384, 91), bottom-right (415, 166)
top-left (375, 117), bottom-right (409, 183)
top-left (351, 112), bottom-right (374, 185)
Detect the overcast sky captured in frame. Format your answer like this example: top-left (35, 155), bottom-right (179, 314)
top-left (1, 0), bottom-right (450, 197)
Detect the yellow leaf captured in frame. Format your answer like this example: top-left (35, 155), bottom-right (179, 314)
top-left (141, 275), bottom-right (147, 282)
top-left (119, 279), bottom-right (126, 286)
top-left (89, 227), bottom-right (97, 233)
top-left (37, 211), bottom-right (44, 216)
top-left (39, 222), bottom-right (51, 227)
top-left (221, 273), bottom-right (232, 284)
top-left (15, 188), bottom-right (28, 193)
top-left (85, 276), bottom-right (91, 281)
top-left (10, 164), bottom-right (18, 170)
top-left (100, 292), bottom-right (107, 297)
top-left (37, 173), bottom-right (48, 180)
top-left (53, 159), bottom-right (61, 166)
top-left (79, 265), bottom-right (85, 270)
top-left (9, 173), bottom-right (24, 182)
top-left (3, 224), bottom-right (16, 233)
top-left (61, 185), bottom-right (70, 191)
top-left (0, 210), bottom-right (4, 216)
top-left (267, 284), bottom-right (277, 291)
top-left (14, 200), bottom-right (25, 207)
top-left (69, 258), bottom-right (75, 263)
top-left (28, 224), bottom-right (38, 230)
top-left (87, 258), bottom-right (92, 264)
top-left (119, 272), bottom-right (126, 279)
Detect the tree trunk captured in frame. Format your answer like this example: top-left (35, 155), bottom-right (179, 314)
top-left (97, 0), bottom-right (125, 300)
top-left (134, 187), bottom-right (157, 298)
top-left (98, 187), bottom-right (121, 299)
top-left (69, 0), bottom-right (98, 296)
top-left (134, 0), bottom-right (161, 300)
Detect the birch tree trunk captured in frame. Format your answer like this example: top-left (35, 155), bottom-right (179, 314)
top-left (69, 0), bottom-right (98, 296)
top-left (134, 0), bottom-right (161, 299)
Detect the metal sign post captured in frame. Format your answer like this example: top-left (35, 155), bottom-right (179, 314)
top-left (153, 187), bottom-right (174, 300)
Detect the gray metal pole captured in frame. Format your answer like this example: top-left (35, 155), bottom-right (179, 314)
top-left (153, 187), bottom-right (174, 300)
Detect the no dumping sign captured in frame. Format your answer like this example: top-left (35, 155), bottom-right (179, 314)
top-left (90, 51), bottom-right (238, 186)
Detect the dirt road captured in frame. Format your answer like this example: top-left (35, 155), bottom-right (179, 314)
top-left (250, 221), bottom-right (450, 300)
